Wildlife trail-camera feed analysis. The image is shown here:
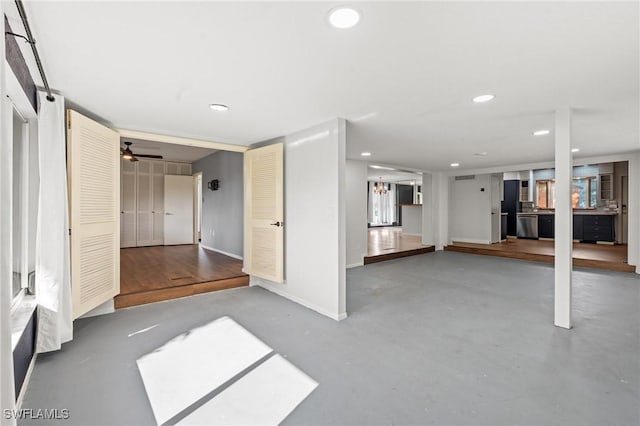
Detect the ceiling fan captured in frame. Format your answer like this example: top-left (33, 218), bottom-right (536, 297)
top-left (120, 141), bottom-right (163, 162)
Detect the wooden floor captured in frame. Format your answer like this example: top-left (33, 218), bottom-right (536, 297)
top-left (116, 245), bottom-right (249, 308)
top-left (446, 239), bottom-right (634, 273)
top-left (365, 227), bottom-right (435, 264)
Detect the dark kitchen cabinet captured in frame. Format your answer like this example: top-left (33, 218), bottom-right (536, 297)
top-left (503, 180), bottom-right (520, 236)
top-left (501, 214), bottom-right (507, 241)
top-left (582, 215), bottom-right (614, 242)
top-left (538, 215), bottom-right (554, 239)
top-left (573, 215), bottom-right (584, 241)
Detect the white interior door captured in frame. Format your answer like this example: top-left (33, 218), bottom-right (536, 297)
top-left (490, 175), bottom-right (502, 243)
top-left (244, 143), bottom-right (284, 282)
top-left (164, 175), bottom-right (194, 245)
top-left (120, 159), bottom-right (137, 248)
top-left (136, 160), bottom-right (153, 246)
top-left (67, 110), bottom-right (120, 319)
top-left (151, 160), bottom-right (165, 245)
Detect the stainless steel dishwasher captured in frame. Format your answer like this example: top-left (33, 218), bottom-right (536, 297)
top-left (517, 214), bottom-right (538, 239)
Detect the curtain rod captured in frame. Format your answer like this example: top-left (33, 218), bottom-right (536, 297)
top-left (9, 0), bottom-right (55, 102)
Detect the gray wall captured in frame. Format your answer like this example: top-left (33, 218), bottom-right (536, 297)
top-left (192, 151), bottom-right (244, 258)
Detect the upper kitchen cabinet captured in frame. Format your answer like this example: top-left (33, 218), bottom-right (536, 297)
top-left (599, 163), bottom-right (614, 201)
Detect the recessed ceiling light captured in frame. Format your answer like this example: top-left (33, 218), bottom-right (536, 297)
top-left (370, 165), bottom-right (395, 170)
top-left (328, 7), bottom-right (360, 29)
top-left (571, 148), bottom-right (580, 153)
top-left (533, 129), bottom-right (550, 136)
top-left (472, 94), bottom-right (495, 103)
top-left (450, 163), bottom-right (460, 167)
top-left (474, 152), bottom-right (488, 157)
top-left (209, 104), bottom-right (229, 112)
top-left (361, 152), bottom-right (371, 157)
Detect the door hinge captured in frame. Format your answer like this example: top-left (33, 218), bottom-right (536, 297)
top-left (69, 228), bottom-right (71, 236)
top-left (66, 111), bottom-right (71, 130)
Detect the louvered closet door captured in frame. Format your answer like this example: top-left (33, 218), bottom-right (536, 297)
top-left (136, 160), bottom-right (154, 246)
top-left (120, 159), bottom-right (137, 247)
top-left (244, 143), bottom-right (284, 282)
top-left (151, 161), bottom-right (165, 245)
top-left (67, 110), bottom-right (120, 319)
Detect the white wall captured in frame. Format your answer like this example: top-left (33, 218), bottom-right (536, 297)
top-left (449, 174), bottom-right (492, 244)
top-left (345, 160), bottom-right (367, 268)
top-left (251, 119), bottom-right (347, 320)
top-left (401, 206), bottom-right (422, 235)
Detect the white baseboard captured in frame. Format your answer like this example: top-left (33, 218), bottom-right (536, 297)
top-left (200, 244), bottom-right (243, 260)
top-left (450, 238), bottom-right (492, 245)
top-left (402, 232), bottom-right (422, 237)
top-left (251, 277), bottom-right (347, 322)
top-left (346, 262), bottom-right (364, 269)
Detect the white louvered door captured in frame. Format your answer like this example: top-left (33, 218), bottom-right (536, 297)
top-left (67, 110), bottom-right (120, 319)
top-left (120, 159), bottom-right (137, 248)
top-left (136, 160), bottom-right (153, 246)
top-left (244, 143), bottom-right (284, 282)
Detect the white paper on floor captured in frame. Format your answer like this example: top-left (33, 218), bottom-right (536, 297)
top-left (137, 316), bottom-right (272, 425)
top-left (177, 354), bottom-right (318, 426)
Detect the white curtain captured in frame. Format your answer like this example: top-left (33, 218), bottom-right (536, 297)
top-left (35, 92), bottom-right (73, 353)
top-left (368, 182), bottom-right (397, 225)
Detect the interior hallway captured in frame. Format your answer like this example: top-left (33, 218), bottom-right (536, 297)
top-left (117, 245), bottom-right (248, 308)
top-left (20, 252), bottom-right (639, 425)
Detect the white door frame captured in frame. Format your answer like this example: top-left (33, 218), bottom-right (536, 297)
top-left (193, 171), bottom-right (203, 244)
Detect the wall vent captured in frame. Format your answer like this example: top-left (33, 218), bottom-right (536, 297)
top-left (455, 175), bottom-right (476, 181)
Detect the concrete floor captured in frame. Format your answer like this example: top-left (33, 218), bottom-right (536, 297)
top-left (19, 252), bottom-right (640, 425)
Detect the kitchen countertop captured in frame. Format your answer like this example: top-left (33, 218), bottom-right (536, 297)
top-left (517, 211), bottom-right (618, 216)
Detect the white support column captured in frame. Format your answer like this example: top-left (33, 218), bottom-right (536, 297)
top-left (422, 172), bottom-right (448, 250)
top-left (434, 172), bottom-right (449, 250)
top-left (554, 108), bottom-right (572, 329)
top-left (628, 153), bottom-right (640, 273)
top-left (422, 173), bottom-right (434, 246)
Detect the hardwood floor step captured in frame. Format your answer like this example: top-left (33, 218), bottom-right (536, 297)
top-left (364, 246), bottom-right (435, 265)
top-left (444, 245), bottom-right (635, 273)
top-left (114, 275), bottom-right (250, 309)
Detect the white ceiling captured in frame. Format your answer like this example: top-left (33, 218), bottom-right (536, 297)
top-left (19, 2), bottom-right (639, 171)
top-left (121, 138), bottom-right (216, 163)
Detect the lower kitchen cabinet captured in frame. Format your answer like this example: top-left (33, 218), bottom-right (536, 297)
top-left (573, 215), bottom-right (583, 241)
top-left (582, 215), bottom-right (614, 242)
top-left (538, 215), bottom-right (554, 239)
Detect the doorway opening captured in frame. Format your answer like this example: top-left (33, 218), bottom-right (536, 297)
top-left (365, 166), bottom-right (434, 264)
top-left (116, 139), bottom-right (248, 308)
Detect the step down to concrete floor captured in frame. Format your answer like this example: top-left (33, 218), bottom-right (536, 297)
top-left (444, 245), bottom-right (635, 273)
top-left (115, 275), bottom-right (250, 309)
top-left (364, 246), bottom-right (435, 265)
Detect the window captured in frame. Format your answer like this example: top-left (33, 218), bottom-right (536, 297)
top-left (10, 104), bottom-right (38, 305)
top-left (12, 108), bottom-right (25, 299)
top-left (537, 177), bottom-right (598, 209)
top-left (536, 180), bottom-right (555, 209)
top-left (572, 177), bottom-right (598, 209)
